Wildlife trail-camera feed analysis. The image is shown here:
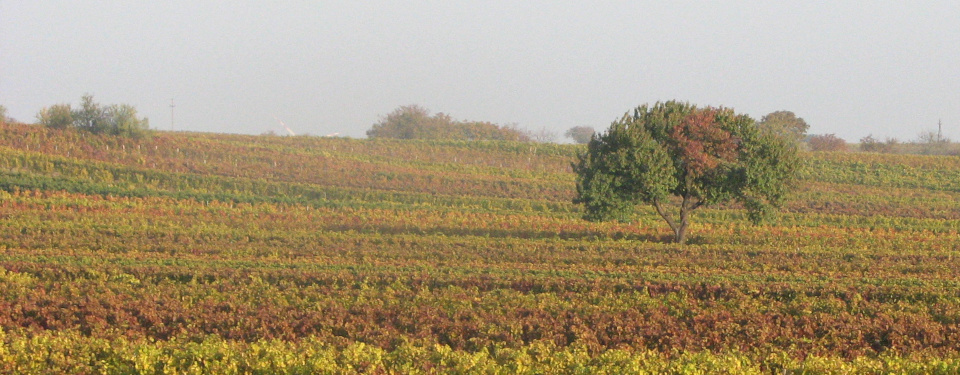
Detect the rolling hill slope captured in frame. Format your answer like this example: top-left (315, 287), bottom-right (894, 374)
top-left (1, 123), bottom-right (960, 373)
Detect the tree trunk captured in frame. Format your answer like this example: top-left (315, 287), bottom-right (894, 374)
top-left (653, 197), bottom-right (695, 245)
top-left (675, 196), bottom-right (693, 244)
top-left (675, 205), bottom-right (691, 244)
top-left (674, 228), bottom-right (688, 244)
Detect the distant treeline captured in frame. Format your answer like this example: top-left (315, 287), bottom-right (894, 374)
top-left (367, 105), bottom-right (532, 142)
top-left (807, 133), bottom-right (958, 155)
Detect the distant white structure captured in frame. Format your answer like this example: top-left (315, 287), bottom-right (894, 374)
top-left (273, 116), bottom-right (296, 136)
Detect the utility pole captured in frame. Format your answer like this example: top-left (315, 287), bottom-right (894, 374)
top-left (938, 119), bottom-right (943, 143)
top-left (170, 99), bottom-right (175, 131)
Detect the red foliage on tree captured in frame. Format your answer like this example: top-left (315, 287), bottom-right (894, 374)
top-left (670, 109), bottom-right (739, 178)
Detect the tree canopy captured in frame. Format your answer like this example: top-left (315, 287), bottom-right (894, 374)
top-left (565, 126), bottom-right (595, 144)
top-left (758, 110), bottom-right (809, 144)
top-left (573, 101), bottom-right (799, 244)
top-left (367, 105), bottom-right (529, 142)
top-left (807, 134), bottom-right (848, 151)
top-left (37, 104), bottom-right (74, 129)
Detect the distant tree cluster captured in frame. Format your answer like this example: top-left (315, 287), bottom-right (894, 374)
top-left (917, 129), bottom-right (950, 146)
top-left (807, 134), bottom-right (848, 151)
top-left (802, 131), bottom-right (960, 155)
top-left (367, 105), bottom-right (530, 142)
top-left (859, 135), bottom-right (899, 153)
top-left (856, 127), bottom-right (957, 155)
top-left (752, 110), bottom-right (960, 155)
top-left (914, 124), bottom-right (953, 154)
top-left (37, 94), bottom-right (151, 138)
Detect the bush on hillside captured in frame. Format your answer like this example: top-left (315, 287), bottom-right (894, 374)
top-left (808, 134), bottom-right (848, 151)
top-left (37, 104), bottom-right (74, 129)
top-left (367, 105), bottom-right (530, 142)
top-left (914, 129), bottom-right (953, 155)
top-left (37, 94), bottom-right (151, 139)
top-left (860, 135), bottom-right (899, 153)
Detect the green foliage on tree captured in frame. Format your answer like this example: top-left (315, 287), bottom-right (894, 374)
top-left (72, 94), bottom-right (109, 133)
top-left (573, 101), bottom-right (800, 244)
top-left (36, 94), bottom-right (151, 138)
top-left (565, 126), bottom-right (595, 144)
top-left (104, 104), bottom-right (151, 138)
top-left (367, 105), bottom-right (530, 141)
top-left (759, 111), bottom-right (809, 144)
top-left (37, 104), bottom-right (75, 129)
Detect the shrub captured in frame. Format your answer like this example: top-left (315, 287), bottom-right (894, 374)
top-left (914, 130), bottom-right (952, 155)
top-left (367, 105), bottom-right (529, 141)
top-left (37, 95), bottom-right (151, 138)
top-left (807, 134), bottom-right (848, 151)
top-left (36, 104), bottom-right (74, 129)
top-left (859, 135), bottom-right (899, 153)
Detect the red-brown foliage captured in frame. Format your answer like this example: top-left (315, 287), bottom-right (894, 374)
top-left (808, 134), bottom-right (848, 152)
top-left (670, 109), bottom-right (739, 177)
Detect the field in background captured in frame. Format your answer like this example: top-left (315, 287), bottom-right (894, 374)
top-left (2, 123), bottom-right (960, 373)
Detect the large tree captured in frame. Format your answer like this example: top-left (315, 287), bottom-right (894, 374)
top-left (573, 101), bottom-right (799, 244)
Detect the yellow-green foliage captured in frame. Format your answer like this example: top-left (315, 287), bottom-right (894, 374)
top-left (4, 329), bottom-right (960, 374)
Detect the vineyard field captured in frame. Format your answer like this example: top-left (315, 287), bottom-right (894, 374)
top-left (1, 123), bottom-right (960, 373)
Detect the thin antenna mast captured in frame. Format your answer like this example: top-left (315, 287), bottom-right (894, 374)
top-left (938, 119), bottom-right (943, 143)
top-left (170, 99), bottom-right (175, 131)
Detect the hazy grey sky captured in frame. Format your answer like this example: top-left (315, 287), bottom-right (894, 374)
top-left (2, 1), bottom-right (959, 141)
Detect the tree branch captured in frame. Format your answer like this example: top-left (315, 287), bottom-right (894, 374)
top-left (652, 200), bottom-right (679, 234)
top-left (691, 199), bottom-right (706, 210)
